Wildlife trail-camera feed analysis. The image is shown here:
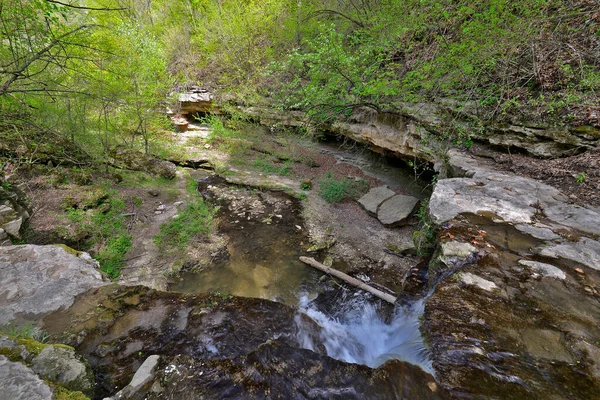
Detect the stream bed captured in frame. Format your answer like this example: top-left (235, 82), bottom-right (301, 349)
top-left (167, 142), bottom-right (436, 384)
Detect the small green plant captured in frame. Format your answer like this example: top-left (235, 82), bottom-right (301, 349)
top-left (576, 172), bottom-right (586, 183)
top-left (317, 172), bottom-right (369, 203)
top-left (154, 199), bottom-right (214, 250)
top-left (62, 188), bottom-right (132, 278)
top-left (1, 322), bottom-right (48, 342)
top-left (412, 200), bottom-right (436, 256)
top-left (252, 156), bottom-right (291, 175)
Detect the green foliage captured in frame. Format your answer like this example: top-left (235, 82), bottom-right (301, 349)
top-left (62, 187), bottom-right (132, 278)
top-left (576, 172), bottom-right (586, 184)
top-left (317, 172), bottom-right (369, 203)
top-left (0, 322), bottom-right (48, 343)
top-left (413, 200), bottom-right (436, 256)
top-left (252, 156), bottom-right (291, 176)
top-left (154, 199), bottom-right (214, 250)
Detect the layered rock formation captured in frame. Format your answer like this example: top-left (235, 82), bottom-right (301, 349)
top-left (421, 150), bottom-right (600, 398)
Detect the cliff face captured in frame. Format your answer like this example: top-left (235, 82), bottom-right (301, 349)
top-left (175, 92), bottom-right (599, 162)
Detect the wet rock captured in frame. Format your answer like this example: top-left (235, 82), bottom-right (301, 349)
top-left (536, 237), bottom-right (600, 272)
top-left (42, 285), bottom-right (326, 397)
top-left (423, 150), bottom-right (600, 398)
top-left (105, 355), bottom-right (160, 400)
top-left (0, 355), bottom-right (53, 400)
top-left (131, 341), bottom-right (447, 400)
top-left (31, 345), bottom-right (94, 396)
top-left (514, 224), bottom-right (561, 241)
top-left (357, 185), bottom-right (395, 215)
top-left (377, 194), bottom-right (419, 226)
top-left (0, 245), bottom-right (106, 327)
top-left (518, 260), bottom-right (566, 280)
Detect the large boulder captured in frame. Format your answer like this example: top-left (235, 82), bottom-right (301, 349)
top-left (421, 150), bottom-right (600, 398)
top-left (32, 345), bottom-right (95, 395)
top-left (0, 244), bottom-right (106, 327)
top-left (110, 146), bottom-right (177, 179)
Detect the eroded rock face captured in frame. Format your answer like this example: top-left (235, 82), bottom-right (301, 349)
top-left (0, 183), bottom-right (31, 242)
top-left (0, 244), bottom-right (106, 327)
top-left (422, 151), bottom-right (600, 398)
top-left (42, 285), bottom-right (326, 397)
top-left (239, 102), bottom-right (600, 160)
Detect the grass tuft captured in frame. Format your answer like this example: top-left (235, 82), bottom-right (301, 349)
top-left (317, 172), bottom-right (369, 203)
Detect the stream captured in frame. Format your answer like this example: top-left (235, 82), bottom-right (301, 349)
top-left (168, 140), bottom-right (435, 377)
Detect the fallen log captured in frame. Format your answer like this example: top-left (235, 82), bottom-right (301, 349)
top-left (299, 256), bottom-right (397, 304)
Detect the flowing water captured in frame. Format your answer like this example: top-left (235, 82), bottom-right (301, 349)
top-left (169, 141), bottom-right (434, 376)
top-left (296, 293), bottom-right (433, 373)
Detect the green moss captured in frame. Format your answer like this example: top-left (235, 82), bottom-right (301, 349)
top-left (50, 383), bottom-right (90, 400)
top-left (53, 244), bottom-right (82, 257)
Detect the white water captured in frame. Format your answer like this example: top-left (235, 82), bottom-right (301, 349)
top-left (296, 294), bottom-right (433, 374)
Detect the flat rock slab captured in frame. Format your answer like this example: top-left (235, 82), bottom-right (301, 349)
top-left (358, 186), bottom-right (396, 215)
top-left (0, 245), bottom-right (106, 327)
top-left (377, 195), bottom-right (419, 226)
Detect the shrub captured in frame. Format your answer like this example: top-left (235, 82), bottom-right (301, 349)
top-left (154, 199), bottom-right (214, 250)
top-left (317, 172), bottom-right (369, 203)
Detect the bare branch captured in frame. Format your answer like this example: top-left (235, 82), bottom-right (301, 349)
top-left (45, 0), bottom-right (127, 11)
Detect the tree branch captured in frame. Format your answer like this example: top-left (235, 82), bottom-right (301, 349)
top-left (0, 24), bottom-right (97, 96)
top-left (45, 0), bottom-right (127, 11)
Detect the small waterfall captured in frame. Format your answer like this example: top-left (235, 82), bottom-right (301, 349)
top-left (296, 293), bottom-right (433, 374)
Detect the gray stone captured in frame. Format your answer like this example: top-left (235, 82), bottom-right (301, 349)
top-left (0, 245), bottom-right (106, 327)
top-left (104, 355), bottom-right (160, 400)
top-left (358, 186), bottom-right (396, 215)
top-left (514, 224), bottom-right (561, 241)
top-left (460, 273), bottom-right (498, 291)
top-left (2, 216), bottom-right (23, 238)
top-left (377, 195), bottom-right (419, 226)
top-left (442, 241), bottom-right (477, 258)
top-left (544, 204), bottom-right (600, 236)
top-left (0, 355), bottom-right (53, 400)
top-left (32, 345), bottom-right (94, 395)
top-left (0, 228), bottom-right (7, 241)
top-left (537, 237), bottom-right (600, 272)
top-left (518, 260), bottom-right (566, 280)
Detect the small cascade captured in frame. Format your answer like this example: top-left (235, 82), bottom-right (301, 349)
top-left (296, 293), bottom-right (433, 374)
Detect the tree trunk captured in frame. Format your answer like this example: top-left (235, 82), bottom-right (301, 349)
top-left (299, 256), bottom-right (397, 304)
